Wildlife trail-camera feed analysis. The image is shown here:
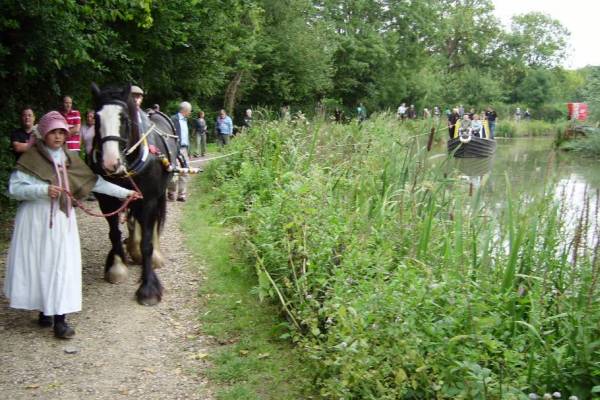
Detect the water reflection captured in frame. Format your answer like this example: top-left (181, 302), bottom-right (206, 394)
top-left (437, 137), bottom-right (599, 248)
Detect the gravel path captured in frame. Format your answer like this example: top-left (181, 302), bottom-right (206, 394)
top-left (0, 175), bottom-right (214, 399)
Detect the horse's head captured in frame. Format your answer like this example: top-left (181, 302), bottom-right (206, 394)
top-left (91, 83), bottom-right (138, 175)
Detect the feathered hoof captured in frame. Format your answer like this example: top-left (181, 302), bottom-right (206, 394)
top-left (152, 250), bottom-right (166, 269)
top-left (135, 285), bottom-right (163, 306)
top-left (105, 255), bottom-right (128, 284)
top-left (137, 295), bottom-right (160, 306)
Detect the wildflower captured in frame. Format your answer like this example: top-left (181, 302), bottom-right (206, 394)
top-left (568, 397), bottom-right (578, 400)
top-left (306, 294), bottom-right (313, 300)
top-left (552, 393), bottom-right (561, 399)
top-left (544, 394), bottom-right (552, 400)
top-left (340, 341), bottom-right (348, 348)
top-left (528, 394), bottom-right (539, 400)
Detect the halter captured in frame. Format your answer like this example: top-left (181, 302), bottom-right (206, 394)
top-left (95, 100), bottom-right (144, 177)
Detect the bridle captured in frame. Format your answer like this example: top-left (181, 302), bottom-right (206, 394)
top-left (94, 100), bottom-right (137, 176)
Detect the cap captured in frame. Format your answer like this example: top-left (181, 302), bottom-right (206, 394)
top-left (131, 85), bottom-right (144, 95)
top-left (38, 111), bottom-right (70, 137)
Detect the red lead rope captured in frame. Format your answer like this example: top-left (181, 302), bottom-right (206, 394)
top-left (55, 175), bottom-right (143, 220)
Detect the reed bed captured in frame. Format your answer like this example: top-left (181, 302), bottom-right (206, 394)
top-left (496, 120), bottom-right (567, 138)
top-left (203, 116), bottom-right (599, 399)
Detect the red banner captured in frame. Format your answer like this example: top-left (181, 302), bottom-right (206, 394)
top-left (567, 103), bottom-right (588, 121)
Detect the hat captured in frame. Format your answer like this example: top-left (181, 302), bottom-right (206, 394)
top-left (38, 111), bottom-right (70, 137)
top-left (131, 85), bottom-right (144, 95)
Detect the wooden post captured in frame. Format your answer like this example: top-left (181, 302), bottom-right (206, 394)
top-left (427, 127), bottom-right (435, 151)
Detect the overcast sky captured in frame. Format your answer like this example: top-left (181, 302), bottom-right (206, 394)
top-left (492, 0), bottom-right (600, 69)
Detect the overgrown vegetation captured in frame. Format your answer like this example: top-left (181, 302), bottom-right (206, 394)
top-left (182, 179), bottom-right (314, 400)
top-left (495, 120), bottom-right (568, 138)
top-left (204, 117), bottom-right (599, 399)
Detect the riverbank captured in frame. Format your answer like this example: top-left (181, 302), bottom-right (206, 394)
top-left (183, 174), bottom-right (313, 399)
top-left (203, 116), bottom-right (599, 399)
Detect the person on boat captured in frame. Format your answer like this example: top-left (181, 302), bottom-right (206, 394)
top-left (470, 113), bottom-right (483, 137)
top-left (485, 107), bottom-right (497, 139)
top-left (447, 108), bottom-right (460, 138)
top-left (459, 114), bottom-right (472, 131)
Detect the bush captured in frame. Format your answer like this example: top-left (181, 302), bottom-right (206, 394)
top-left (205, 116), bottom-right (599, 399)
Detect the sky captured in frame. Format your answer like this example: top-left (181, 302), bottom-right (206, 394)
top-left (492, 0), bottom-right (600, 69)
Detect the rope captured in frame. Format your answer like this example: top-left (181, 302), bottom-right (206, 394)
top-left (58, 175), bottom-right (143, 220)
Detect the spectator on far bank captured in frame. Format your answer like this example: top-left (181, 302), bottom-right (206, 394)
top-left (334, 107), bottom-right (344, 123)
top-left (524, 109), bottom-right (531, 120)
top-left (10, 107), bottom-right (37, 161)
top-left (397, 103), bottom-right (407, 121)
top-left (407, 104), bottom-right (417, 119)
top-left (60, 95), bottom-right (81, 153)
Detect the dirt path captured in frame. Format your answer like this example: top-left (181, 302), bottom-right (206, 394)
top-left (0, 177), bottom-right (214, 399)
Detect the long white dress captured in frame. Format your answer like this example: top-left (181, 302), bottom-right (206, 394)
top-left (3, 147), bottom-right (132, 316)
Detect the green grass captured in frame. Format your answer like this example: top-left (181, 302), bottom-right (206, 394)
top-left (182, 175), bottom-right (314, 400)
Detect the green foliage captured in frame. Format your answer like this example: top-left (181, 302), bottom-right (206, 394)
top-left (182, 178), bottom-right (314, 399)
top-left (206, 117), bottom-right (599, 399)
top-left (495, 119), bottom-right (567, 138)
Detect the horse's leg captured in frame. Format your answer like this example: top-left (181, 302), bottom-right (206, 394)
top-left (126, 211), bottom-right (165, 268)
top-left (126, 215), bottom-right (143, 265)
top-left (133, 200), bottom-right (163, 305)
top-left (97, 194), bottom-right (128, 283)
top-left (151, 223), bottom-right (166, 269)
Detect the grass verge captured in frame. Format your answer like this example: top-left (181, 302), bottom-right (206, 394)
top-left (182, 174), bottom-right (314, 400)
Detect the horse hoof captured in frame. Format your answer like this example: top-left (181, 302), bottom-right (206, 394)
top-left (138, 296), bottom-right (160, 306)
top-left (105, 256), bottom-right (128, 284)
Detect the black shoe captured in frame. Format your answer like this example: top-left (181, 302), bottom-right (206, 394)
top-left (177, 196), bottom-right (186, 202)
top-left (38, 312), bottom-right (53, 328)
top-left (54, 321), bottom-right (76, 339)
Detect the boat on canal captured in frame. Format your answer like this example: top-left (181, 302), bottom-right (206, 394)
top-left (448, 119), bottom-right (496, 158)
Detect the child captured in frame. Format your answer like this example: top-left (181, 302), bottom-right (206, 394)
top-left (3, 111), bottom-right (141, 339)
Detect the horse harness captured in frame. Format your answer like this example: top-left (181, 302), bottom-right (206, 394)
top-left (94, 101), bottom-right (179, 178)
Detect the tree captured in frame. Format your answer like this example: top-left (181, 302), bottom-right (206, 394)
top-left (503, 12), bottom-right (570, 69)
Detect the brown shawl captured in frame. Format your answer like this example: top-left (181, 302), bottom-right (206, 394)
top-left (15, 141), bottom-right (97, 213)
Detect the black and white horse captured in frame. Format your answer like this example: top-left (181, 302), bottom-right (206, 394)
top-left (91, 83), bottom-right (178, 305)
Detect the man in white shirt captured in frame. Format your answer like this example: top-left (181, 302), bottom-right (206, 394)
top-left (397, 103), bottom-right (407, 121)
top-left (168, 102), bottom-right (192, 202)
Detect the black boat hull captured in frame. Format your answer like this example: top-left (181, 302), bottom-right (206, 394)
top-left (448, 137), bottom-right (496, 158)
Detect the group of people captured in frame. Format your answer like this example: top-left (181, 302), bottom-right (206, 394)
top-left (3, 84), bottom-right (256, 340)
top-left (446, 106), bottom-right (498, 139)
top-left (4, 106), bottom-right (142, 339)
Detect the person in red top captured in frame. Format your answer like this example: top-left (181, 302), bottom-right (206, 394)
top-left (60, 95), bottom-right (81, 153)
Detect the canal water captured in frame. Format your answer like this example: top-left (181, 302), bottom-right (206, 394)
top-left (440, 137), bottom-right (599, 246)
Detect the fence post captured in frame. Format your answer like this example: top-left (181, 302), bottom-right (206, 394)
top-left (427, 127), bottom-right (435, 151)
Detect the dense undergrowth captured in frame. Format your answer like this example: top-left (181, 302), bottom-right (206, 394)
top-left (559, 128), bottom-right (600, 158)
top-left (495, 120), bottom-right (568, 138)
top-left (204, 116), bottom-right (597, 399)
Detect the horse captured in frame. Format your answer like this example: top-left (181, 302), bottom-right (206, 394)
top-left (90, 83), bottom-right (179, 305)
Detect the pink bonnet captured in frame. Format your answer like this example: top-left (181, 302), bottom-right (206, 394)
top-left (38, 111), bottom-right (70, 137)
